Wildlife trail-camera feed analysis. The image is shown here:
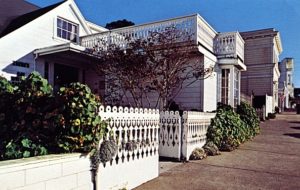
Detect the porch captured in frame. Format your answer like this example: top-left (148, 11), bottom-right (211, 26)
top-left (34, 43), bottom-right (105, 96)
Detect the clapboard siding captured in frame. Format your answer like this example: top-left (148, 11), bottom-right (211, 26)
top-left (241, 30), bottom-right (277, 96)
top-left (240, 29), bottom-right (282, 109)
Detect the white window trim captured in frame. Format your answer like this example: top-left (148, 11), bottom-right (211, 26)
top-left (53, 17), bottom-right (79, 43)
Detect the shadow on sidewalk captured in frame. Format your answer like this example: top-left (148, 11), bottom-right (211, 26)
top-left (289, 121), bottom-right (300, 124)
top-left (284, 133), bottom-right (300, 139)
top-left (290, 127), bottom-right (300, 130)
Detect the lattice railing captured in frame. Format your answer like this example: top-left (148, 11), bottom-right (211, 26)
top-left (98, 106), bottom-right (160, 165)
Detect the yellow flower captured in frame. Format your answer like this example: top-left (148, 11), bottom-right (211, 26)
top-left (74, 119), bottom-right (81, 126)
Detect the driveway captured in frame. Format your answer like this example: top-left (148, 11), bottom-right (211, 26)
top-left (134, 112), bottom-right (300, 190)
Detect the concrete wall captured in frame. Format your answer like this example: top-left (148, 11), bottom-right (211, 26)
top-left (0, 154), bottom-right (93, 190)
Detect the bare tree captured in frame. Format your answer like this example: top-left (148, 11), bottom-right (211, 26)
top-left (91, 26), bottom-right (213, 110)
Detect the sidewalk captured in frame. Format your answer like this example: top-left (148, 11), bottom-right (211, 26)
top-left (134, 113), bottom-right (300, 190)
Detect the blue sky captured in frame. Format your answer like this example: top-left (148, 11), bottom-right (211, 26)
top-left (28, 0), bottom-right (300, 87)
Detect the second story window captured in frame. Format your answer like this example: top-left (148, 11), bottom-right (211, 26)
top-left (57, 17), bottom-right (78, 43)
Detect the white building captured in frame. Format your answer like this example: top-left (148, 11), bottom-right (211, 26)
top-left (0, 0), bottom-right (246, 111)
top-left (278, 57), bottom-right (294, 109)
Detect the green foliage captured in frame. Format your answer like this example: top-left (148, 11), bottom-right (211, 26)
top-left (105, 19), bottom-right (135, 30)
top-left (0, 76), bottom-right (14, 94)
top-left (55, 83), bottom-right (106, 153)
top-left (207, 103), bottom-right (260, 151)
top-left (0, 73), bottom-right (106, 161)
top-left (207, 103), bottom-right (248, 151)
top-left (0, 72), bottom-right (55, 160)
top-left (237, 101), bottom-right (260, 136)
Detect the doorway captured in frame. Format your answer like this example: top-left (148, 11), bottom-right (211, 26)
top-left (54, 63), bottom-right (79, 87)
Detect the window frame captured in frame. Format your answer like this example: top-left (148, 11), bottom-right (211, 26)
top-left (221, 69), bottom-right (230, 105)
top-left (56, 17), bottom-right (79, 43)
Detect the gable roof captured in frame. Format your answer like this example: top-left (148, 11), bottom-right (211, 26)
top-left (0, 0), bottom-right (40, 34)
top-left (0, 1), bottom-right (65, 38)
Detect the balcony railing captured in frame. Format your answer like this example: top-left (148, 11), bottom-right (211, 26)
top-left (214, 32), bottom-right (244, 61)
top-left (80, 14), bottom-right (243, 61)
top-left (80, 14), bottom-right (218, 53)
top-left (81, 15), bottom-right (196, 51)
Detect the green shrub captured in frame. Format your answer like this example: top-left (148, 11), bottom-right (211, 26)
top-left (0, 73), bottom-right (107, 161)
top-left (207, 103), bottom-right (261, 152)
top-left (237, 101), bottom-right (260, 136)
top-left (207, 103), bottom-right (248, 151)
top-left (0, 72), bottom-right (56, 160)
top-left (55, 82), bottom-right (106, 153)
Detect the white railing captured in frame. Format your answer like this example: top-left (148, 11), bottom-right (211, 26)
top-left (81, 15), bottom-right (197, 51)
top-left (159, 111), bottom-right (182, 159)
top-left (97, 106), bottom-right (159, 190)
top-left (181, 111), bottom-right (216, 160)
top-left (159, 110), bottom-right (215, 161)
top-left (80, 14), bottom-right (219, 54)
top-left (214, 32), bottom-right (244, 61)
top-left (81, 15), bottom-right (246, 62)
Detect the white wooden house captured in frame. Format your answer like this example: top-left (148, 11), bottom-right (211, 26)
top-left (0, 0), bottom-right (246, 111)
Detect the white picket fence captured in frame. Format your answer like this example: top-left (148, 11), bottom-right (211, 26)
top-left (159, 111), bottom-right (215, 161)
top-left (97, 106), bottom-right (160, 190)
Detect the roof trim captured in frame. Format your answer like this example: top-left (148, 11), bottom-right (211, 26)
top-left (275, 32), bottom-right (283, 54)
top-left (34, 43), bottom-right (86, 56)
top-left (67, 0), bottom-right (92, 35)
top-left (86, 20), bottom-right (108, 32)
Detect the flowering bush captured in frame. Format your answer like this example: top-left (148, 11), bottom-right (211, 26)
top-left (55, 83), bottom-right (106, 153)
top-left (0, 73), bottom-right (106, 160)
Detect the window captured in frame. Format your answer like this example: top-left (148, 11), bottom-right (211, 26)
top-left (13, 61), bottom-right (29, 68)
top-left (234, 69), bottom-right (239, 107)
top-left (57, 17), bottom-right (78, 43)
top-left (221, 69), bottom-right (230, 104)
